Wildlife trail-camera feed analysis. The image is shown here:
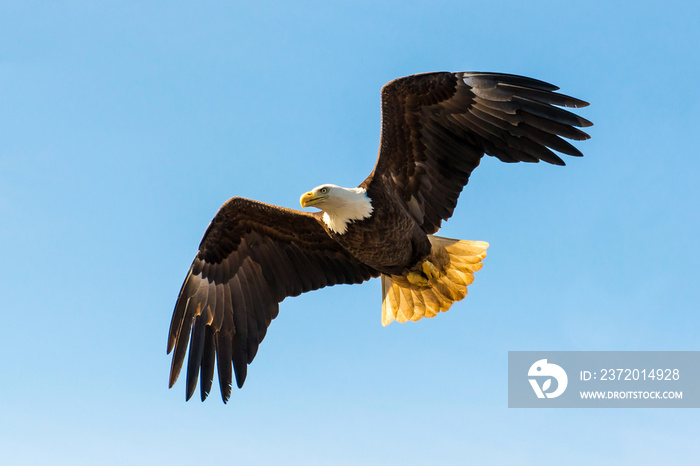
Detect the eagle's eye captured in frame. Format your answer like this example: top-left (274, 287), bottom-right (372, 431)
top-left (320, 187), bottom-right (329, 194)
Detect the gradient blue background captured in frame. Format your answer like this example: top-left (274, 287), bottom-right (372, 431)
top-left (1, 1), bottom-right (698, 465)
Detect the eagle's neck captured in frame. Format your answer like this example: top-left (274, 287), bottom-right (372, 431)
top-left (322, 187), bottom-right (373, 235)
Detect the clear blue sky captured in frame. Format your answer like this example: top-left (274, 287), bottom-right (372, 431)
top-left (1, 1), bottom-right (699, 465)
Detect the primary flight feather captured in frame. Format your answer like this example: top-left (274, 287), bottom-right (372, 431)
top-left (167, 71), bottom-right (592, 402)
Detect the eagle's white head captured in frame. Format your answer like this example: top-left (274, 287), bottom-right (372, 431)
top-left (300, 184), bottom-right (373, 234)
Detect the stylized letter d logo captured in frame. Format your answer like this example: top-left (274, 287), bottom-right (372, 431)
top-left (528, 359), bottom-right (568, 399)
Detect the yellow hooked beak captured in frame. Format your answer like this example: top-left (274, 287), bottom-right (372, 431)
top-left (300, 191), bottom-right (328, 208)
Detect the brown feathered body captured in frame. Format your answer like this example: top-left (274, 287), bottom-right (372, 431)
top-left (320, 184), bottom-right (432, 275)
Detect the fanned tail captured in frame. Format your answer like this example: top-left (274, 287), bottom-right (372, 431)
top-left (381, 235), bottom-right (489, 326)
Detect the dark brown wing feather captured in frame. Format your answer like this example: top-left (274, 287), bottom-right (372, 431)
top-left (167, 197), bottom-right (378, 402)
top-left (364, 71), bottom-right (592, 234)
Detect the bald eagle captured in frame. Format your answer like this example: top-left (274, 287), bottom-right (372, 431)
top-left (167, 71), bottom-right (592, 402)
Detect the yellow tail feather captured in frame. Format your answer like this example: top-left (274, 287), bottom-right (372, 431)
top-left (381, 235), bottom-right (489, 326)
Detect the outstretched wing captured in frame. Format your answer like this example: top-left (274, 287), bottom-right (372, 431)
top-left (167, 197), bottom-right (378, 402)
top-left (364, 71), bottom-right (592, 234)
